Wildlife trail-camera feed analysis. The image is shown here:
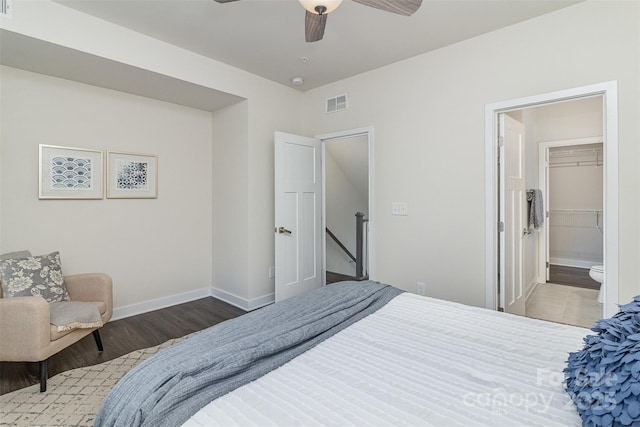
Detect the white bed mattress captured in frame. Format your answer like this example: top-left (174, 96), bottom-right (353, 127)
top-left (184, 293), bottom-right (588, 426)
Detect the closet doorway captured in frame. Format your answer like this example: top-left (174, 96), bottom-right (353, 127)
top-left (536, 136), bottom-right (604, 328)
top-left (539, 138), bottom-right (604, 283)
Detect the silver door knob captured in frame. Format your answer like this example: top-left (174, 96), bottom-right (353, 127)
top-left (277, 227), bottom-right (292, 235)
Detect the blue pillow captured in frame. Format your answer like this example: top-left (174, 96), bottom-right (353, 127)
top-left (564, 296), bottom-right (640, 427)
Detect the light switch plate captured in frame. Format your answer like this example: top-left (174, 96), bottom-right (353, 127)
top-left (392, 202), bottom-right (408, 216)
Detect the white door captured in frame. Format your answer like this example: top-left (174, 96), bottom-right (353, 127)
top-left (274, 131), bottom-right (323, 302)
top-left (499, 114), bottom-right (526, 315)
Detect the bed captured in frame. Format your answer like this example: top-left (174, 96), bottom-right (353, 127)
top-left (95, 281), bottom-right (588, 427)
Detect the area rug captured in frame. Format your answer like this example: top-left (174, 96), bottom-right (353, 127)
top-left (0, 335), bottom-right (190, 427)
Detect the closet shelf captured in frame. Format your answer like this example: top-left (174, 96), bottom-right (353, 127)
top-left (548, 210), bottom-right (603, 230)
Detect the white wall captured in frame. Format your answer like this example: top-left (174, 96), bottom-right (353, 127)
top-left (302, 0), bottom-right (640, 306)
top-left (211, 101), bottom-right (249, 300)
top-left (0, 66), bottom-right (214, 309)
top-left (535, 97), bottom-right (604, 143)
top-left (245, 89), bottom-right (306, 302)
top-left (0, 0), bottom-right (306, 312)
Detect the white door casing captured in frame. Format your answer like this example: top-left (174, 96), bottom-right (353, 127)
top-left (274, 131), bottom-right (323, 302)
top-left (318, 127), bottom-right (376, 284)
top-left (500, 114), bottom-right (526, 316)
top-left (543, 146), bottom-right (550, 283)
top-left (485, 81), bottom-right (618, 317)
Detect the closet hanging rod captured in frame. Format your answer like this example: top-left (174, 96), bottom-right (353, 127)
top-left (549, 209), bottom-right (603, 213)
top-left (549, 161), bottom-right (602, 168)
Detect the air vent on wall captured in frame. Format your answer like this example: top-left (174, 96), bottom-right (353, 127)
top-left (326, 94), bottom-right (348, 114)
top-left (1, 0), bottom-right (12, 18)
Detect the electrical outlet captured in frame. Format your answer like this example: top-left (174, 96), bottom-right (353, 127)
top-left (268, 266), bottom-right (275, 279)
top-left (416, 282), bottom-right (427, 296)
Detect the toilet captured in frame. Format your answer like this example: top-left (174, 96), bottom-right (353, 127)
top-left (589, 265), bottom-right (604, 303)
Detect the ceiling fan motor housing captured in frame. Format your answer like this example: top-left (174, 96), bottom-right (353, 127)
top-left (299, 0), bottom-right (343, 15)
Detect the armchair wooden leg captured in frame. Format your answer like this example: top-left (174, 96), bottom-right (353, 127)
top-left (92, 329), bottom-right (104, 353)
top-left (39, 359), bottom-right (48, 393)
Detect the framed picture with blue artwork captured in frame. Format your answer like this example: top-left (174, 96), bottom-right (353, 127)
top-left (107, 151), bottom-right (158, 199)
top-left (39, 144), bottom-right (104, 199)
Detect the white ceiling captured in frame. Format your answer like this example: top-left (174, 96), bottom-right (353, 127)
top-left (53, 0), bottom-right (581, 91)
top-left (0, 30), bottom-right (245, 111)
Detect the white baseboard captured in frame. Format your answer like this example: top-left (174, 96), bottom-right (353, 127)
top-left (549, 257), bottom-right (602, 269)
top-left (111, 287), bottom-right (275, 320)
top-left (111, 287), bottom-right (213, 321)
top-left (210, 287), bottom-right (275, 311)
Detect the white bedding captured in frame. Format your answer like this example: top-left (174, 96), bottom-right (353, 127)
top-left (184, 293), bottom-right (588, 426)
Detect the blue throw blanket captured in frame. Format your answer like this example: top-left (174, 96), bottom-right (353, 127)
top-left (94, 281), bottom-right (403, 427)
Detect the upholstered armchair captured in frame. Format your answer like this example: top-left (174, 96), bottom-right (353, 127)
top-left (0, 271), bottom-right (113, 392)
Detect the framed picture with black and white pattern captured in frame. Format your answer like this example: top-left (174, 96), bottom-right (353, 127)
top-left (39, 144), bottom-right (104, 200)
top-left (106, 151), bottom-right (157, 199)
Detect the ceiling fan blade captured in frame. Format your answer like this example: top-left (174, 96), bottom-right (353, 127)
top-left (214, 0), bottom-right (239, 3)
top-left (352, 0), bottom-right (422, 16)
top-left (305, 11), bottom-right (327, 43)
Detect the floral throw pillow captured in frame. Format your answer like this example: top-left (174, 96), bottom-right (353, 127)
top-left (0, 251), bottom-right (70, 302)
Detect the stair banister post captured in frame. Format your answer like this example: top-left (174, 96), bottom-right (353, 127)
top-left (355, 212), bottom-right (365, 279)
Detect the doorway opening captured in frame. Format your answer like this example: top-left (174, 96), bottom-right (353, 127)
top-left (324, 135), bottom-right (369, 284)
top-left (485, 81), bottom-right (619, 322)
top-left (529, 98), bottom-right (604, 327)
top-left (318, 127), bottom-right (375, 286)
top-left (500, 99), bottom-right (605, 327)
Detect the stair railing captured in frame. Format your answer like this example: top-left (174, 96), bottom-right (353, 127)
top-left (355, 212), bottom-right (369, 280)
top-left (325, 227), bottom-right (356, 264)
top-left (325, 212), bottom-right (369, 281)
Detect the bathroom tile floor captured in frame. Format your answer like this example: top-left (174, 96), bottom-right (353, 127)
top-left (526, 282), bottom-right (602, 329)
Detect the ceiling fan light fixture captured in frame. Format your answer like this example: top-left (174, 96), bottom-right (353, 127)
top-left (299, 0), bottom-right (343, 15)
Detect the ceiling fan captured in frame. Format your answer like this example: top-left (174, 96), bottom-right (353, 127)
top-left (214, 0), bottom-right (422, 42)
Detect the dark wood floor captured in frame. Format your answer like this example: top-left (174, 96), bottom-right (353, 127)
top-left (549, 264), bottom-right (600, 290)
top-left (326, 271), bottom-right (356, 284)
top-left (0, 297), bottom-right (246, 395)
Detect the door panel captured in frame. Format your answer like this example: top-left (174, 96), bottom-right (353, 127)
top-left (283, 192), bottom-right (299, 285)
top-left (302, 192), bottom-right (317, 280)
top-left (275, 132), bottom-right (322, 302)
top-left (500, 114), bottom-right (526, 316)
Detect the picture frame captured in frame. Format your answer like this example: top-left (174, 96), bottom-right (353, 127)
top-left (39, 144), bottom-right (104, 200)
top-left (107, 151), bottom-right (158, 199)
